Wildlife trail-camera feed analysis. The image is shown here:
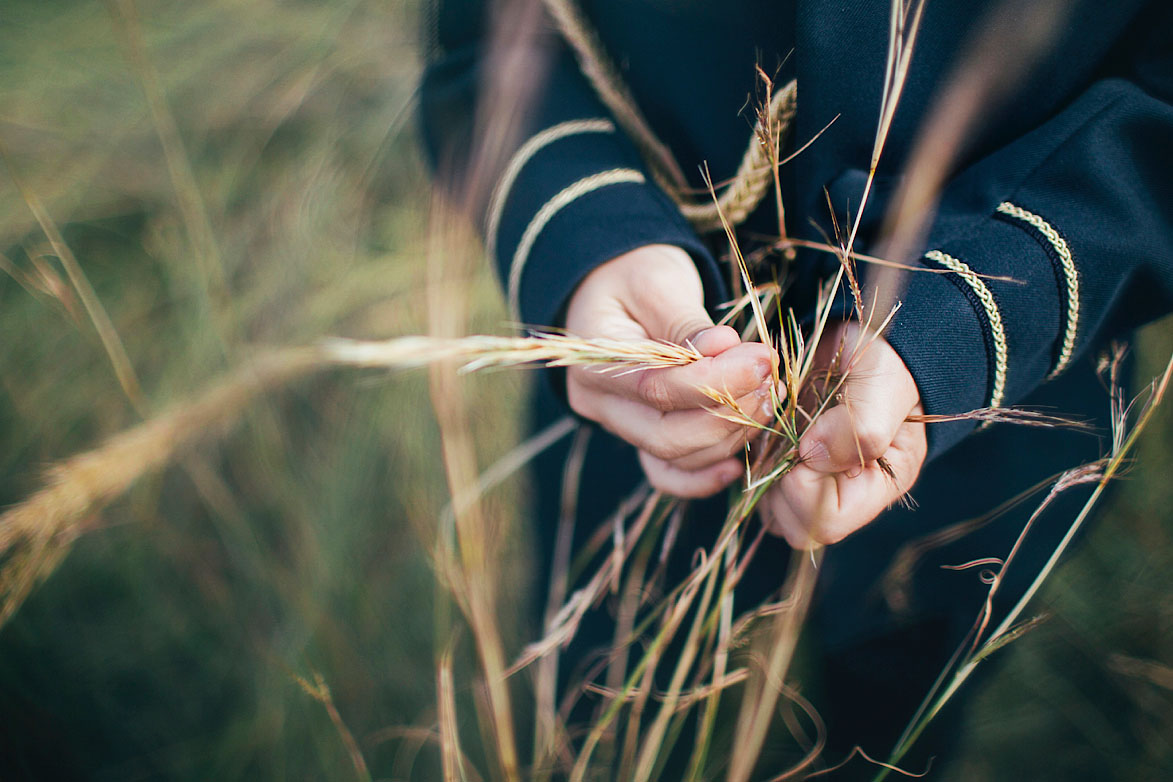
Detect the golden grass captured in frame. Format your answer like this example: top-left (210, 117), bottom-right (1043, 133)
top-left (321, 332), bottom-right (703, 374)
top-left (0, 330), bottom-right (707, 650)
top-left (0, 346), bottom-right (322, 626)
top-left (1, 0), bottom-right (1163, 779)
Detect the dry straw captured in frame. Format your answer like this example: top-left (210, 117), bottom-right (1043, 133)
top-left (0, 0), bottom-right (1158, 779)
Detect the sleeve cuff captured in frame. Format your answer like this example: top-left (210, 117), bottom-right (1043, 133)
top-left (883, 209), bottom-right (1068, 460)
top-left (489, 112), bottom-right (722, 330)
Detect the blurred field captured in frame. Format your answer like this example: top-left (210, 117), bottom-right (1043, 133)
top-left (0, 1), bottom-right (528, 778)
top-left (0, 1), bottom-right (1169, 779)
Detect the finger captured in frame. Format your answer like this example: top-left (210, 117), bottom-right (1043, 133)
top-left (569, 245), bottom-right (724, 347)
top-left (819, 435), bottom-right (923, 543)
top-left (761, 465), bottom-right (837, 549)
top-left (664, 386), bottom-right (778, 471)
top-left (617, 244), bottom-right (725, 347)
top-left (665, 426), bottom-right (753, 472)
top-left (572, 384), bottom-right (772, 462)
top-left (638, 451), bottom-right (743, 499)
top-left (690, 324), bottom-right (743, 356)
top-left (798, 333), bottom-right (919, 473)
top-left (571, 341), bottom-right (777, 413)
top-left (771, 420), bottom-right (926, 546)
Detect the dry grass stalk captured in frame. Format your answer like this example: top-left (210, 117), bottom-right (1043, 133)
top-left (0, 138), bottom-right (145, 408)
top-left (841, 0), bottom-right (928, 285)
top-left (806, 747), bottom-right (930, 780)
top-left (0, 346), bottom-right (322, 626)
top-left (683, 536), bottom-right (742, 780)
top-left (766, 686), bottom-right (828, 782)
top-left (909, 408), bottom-right (1091, 429)
top-left (368, 725), bottom-right (486, 782)
top-left (629, 545), bottom-right (722, 782)
top-left (507, 486), bottom-right (659, 677)
top-left (597, 510), bottom-right (659, 772)
top-left (727, 548), bottom-right (822, 782)
top-left (567, 526), bottom-right (715, 782)
top-left (1108, 654), bottom-right (1173, 692)
top-left (446, 415), bottom-right (578, 546)
top-left (877, 349), bottom-right (1173, 780)
top-left (583, 667), bottom-right (750, 710)
top-left (754, 67), bottom-right (793, 257)
top-left (292, 670), bottom-right (373, 782)
top-left (533, 423), bottom-right (591, 781)
top-left (321, 332), bottom-right (703, 374)
top-left (779, 237), bottom-right (1020, 281)
top-left (105, 0), bottom-right (229, 305)
top-left (878, 463), bottom-right (1103, 614)
top-left (438, 645), bottom-right (470, 782)
top-left (424, 200), bottom-right (521, 782)
top-left (0, 327), bottom-right (702, 633)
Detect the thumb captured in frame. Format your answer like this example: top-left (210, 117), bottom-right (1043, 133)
top-left (799, 328), bottom-right (919, 473)
top-left (619, 245), bottom-right (740, 354)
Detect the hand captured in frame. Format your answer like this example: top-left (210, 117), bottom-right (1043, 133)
top-left (760, 321), bottom-right (927, 548)
top-left (565, 245), bottom-right (778, 498)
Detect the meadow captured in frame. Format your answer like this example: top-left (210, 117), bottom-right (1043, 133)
top-left (0, 1), bottom-right (1170, 779)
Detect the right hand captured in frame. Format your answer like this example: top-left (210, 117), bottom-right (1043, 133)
top-left (564, 244), bottom-right (779, 498)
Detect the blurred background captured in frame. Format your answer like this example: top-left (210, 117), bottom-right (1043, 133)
top-left (0, 1), bottom-right (1168, 779)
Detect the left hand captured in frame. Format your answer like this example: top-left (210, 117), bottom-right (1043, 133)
top-left (760, 321), bottom-right (927, 548)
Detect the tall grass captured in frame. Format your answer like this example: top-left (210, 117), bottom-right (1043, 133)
top-left (0, 1), bottom-right (1170, 780)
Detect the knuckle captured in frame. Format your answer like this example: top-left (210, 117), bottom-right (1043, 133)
top-left (566, 380), bottom-right (596, 420)
top-left (640, 459), bottom-right (680, 496)
top-left (646, 473), bottom-right (676, 495)
top-left (810, 525), bottom-right (847, 547)
top-left (853, 424), bottom-right (890, 462)
top-left (636, 371), bottom-right (676, 412)
top-left (646, 439), bottom-right (686, 462)
top-left (667, 318), bottom-right (709, 349)
top-left (763, 516), bottom-right (789, 540)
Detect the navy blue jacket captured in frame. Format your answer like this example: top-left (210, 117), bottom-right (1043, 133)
top-left (421, 0), bottom-right (1173, 459)
top-left (421, 2), bottom-right (1173, 657)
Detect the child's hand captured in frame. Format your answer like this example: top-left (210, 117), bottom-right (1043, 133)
top-left (760, 321), bottom-right (926, 548)
top-left (564, 244), bottom-right (778, 498)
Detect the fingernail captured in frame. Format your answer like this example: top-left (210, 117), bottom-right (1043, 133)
top-left (845, 465), bottom-right (864, 479)
top-left (800, 439), bottom-right (829, 466)
top-left (690, 327), bottom-right (714, 346)
top-left (760, 390), bottom-right (775, 418)
top-left (755, 360), bottom-right (773, 382)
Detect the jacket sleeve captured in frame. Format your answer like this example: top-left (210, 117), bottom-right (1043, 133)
top-left (418, 0), bottom-right (723, 332)
top-left (881, 8), bottom-right (1173, 459)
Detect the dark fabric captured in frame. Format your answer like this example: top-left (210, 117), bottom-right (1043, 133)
top-left (420, 0), bottom-right (1171, 772)
top-left (422, 0), bottom-right (1173, 454)
top-left (524, 353), bottom-right (1109, 776)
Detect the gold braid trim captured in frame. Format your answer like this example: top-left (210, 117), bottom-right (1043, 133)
top-left (508, 168), bottom-right (646, 320)
top-left (486, 118), bottom-right (616, 261)
top-left (996, 201), bottom-right (1080, 379)
top-left (538, 0), bottom-right (689, 192)
top-left (539, 0), bottom-right (796, 233)
top-left (925, 249), bottom-right (1009, 412)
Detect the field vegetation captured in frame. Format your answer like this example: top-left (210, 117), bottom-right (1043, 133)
top-left (0, 1), bottom-right (1170, 779)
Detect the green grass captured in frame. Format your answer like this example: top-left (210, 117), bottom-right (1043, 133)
top-left (0, 1), bottom-right (528, 778)
top-left (0, 1), bottom-right (1169, 779)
